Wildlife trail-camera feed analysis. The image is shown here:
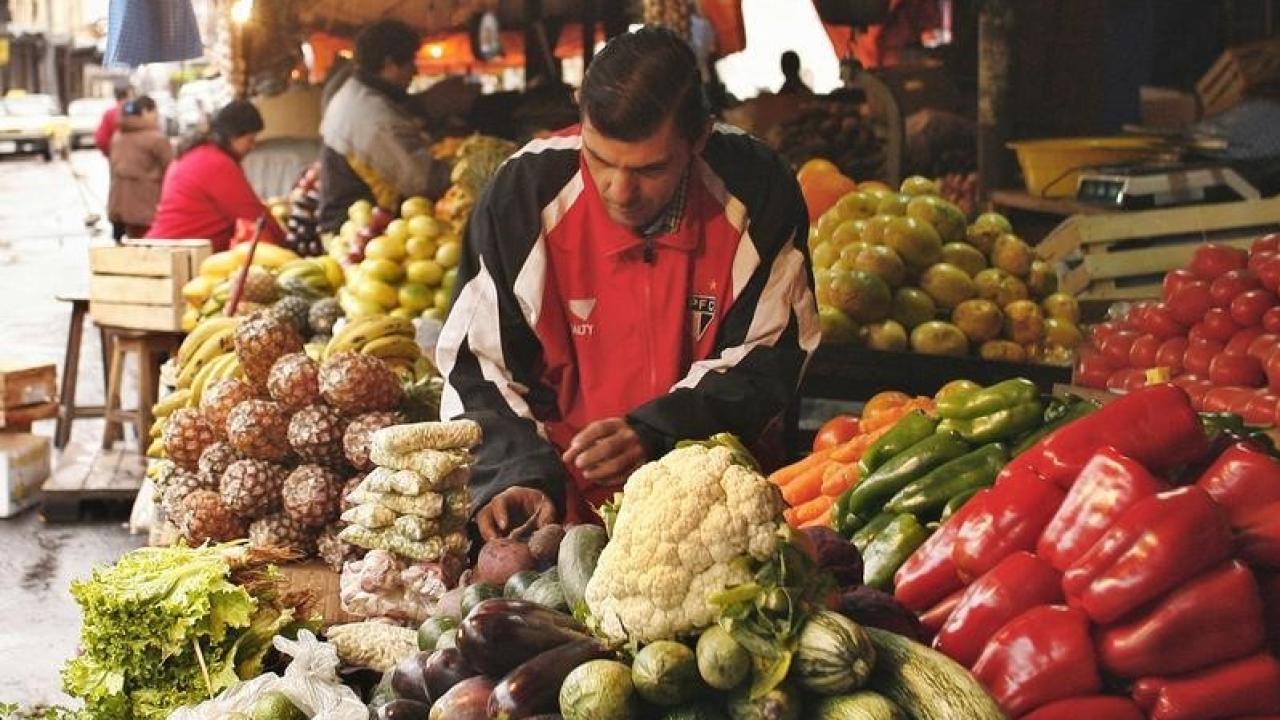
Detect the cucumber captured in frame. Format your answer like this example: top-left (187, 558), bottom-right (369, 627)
top-left (809, 691), bottom-right (906, 720)
top-left (863, 627), bottom-right (1004, 720)
top-left (558, 525), bottom-right (608, 610)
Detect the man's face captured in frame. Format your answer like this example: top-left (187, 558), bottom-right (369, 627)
top-left (581, 114), bottom-right (705, 229)
top-left (383, 59), bottom-right (416, 90)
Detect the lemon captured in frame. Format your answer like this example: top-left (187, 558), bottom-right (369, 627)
top-left (436, 240), bottom-right (462, 269)
top-left (421, 307), bottom-right (447, 323)
top-left (339, 220), bottom-right (358, 240)
top-left (401, 196), bottom-right (433, 219)
top-left (405, 236), bottom-right (438, 260)
top-left (315, 255), bottom-right (345, 289)
top-left (408, 214), bottom-right (442, 239)
top-left (347, 199), bottom-right (373, 221)
top-left (354, 277), bottom-right (401, 309)
top-left (442, 267), bottom-right (458, 291)
top-left (811, 242), bottom-right (838, 270)
top-left (365, 235), bottom-right (407, 262)
top-left (360, 257), bottom-right (404, 284)
top-left (405, 259), bottom-right (445, 286)
top-left (339, 287), bottom-right (384, 318)
top-left (398, 283), bottom-right (433, 312)
top-left (434, 287), bottom-right (452, 312)
top-left (384, 219), bottom-right (410, 244)
top-left (389, 307), bottom-right (417, 320)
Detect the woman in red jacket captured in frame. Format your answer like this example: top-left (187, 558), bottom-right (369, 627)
top-left (146, 100), bottom-right (283, 251)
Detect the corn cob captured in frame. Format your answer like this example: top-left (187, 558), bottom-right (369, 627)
top-left (325, 621), bottom-right (418, 672)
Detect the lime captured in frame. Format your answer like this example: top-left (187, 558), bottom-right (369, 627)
top-left (436, 241), bottom-right (462, 269)
top-left (401, 196), bottom-right (433, 219)
top-left (406, 259), bottom-right (445, 286)
top-left (405, 236), bottom-right (438, 260)
top-left (408, 214), bottom-right (442, 239)
top-left (398, 283), bottom-right (433, 312)
top-left (360, 257), bottom-right (404, 284)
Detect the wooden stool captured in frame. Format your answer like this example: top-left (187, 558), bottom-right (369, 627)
top-left (54, 294), bottom-right (111, 449)
top-left (101, 328), bottom-right (182, 450)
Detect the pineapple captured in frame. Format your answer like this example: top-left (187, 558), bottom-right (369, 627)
top-left (340, 474), bottom-right (365, 512)
top-left (159, 469), bottom-right (216, 523)
top-left (319, 352), bottom-right (403, 414)
top-left (287, 403), bottom-right (349, 466)
top-left (200, 378), bottom-right (258, 439)
top-left (317, 523), bottom-right (363, 571)
top-left (242, 265), bottom-right (278, 304)
top-left (281, 464), bottom-right (343, 527)
top-left (308, 298), bottom-right (342, 335)
top-left (342, 411), bottom-right (405, 470)
top-left (180, 489), bottom-right (247, 544)
top-left (197, 441), bottom-right (242, 482)
top-left (267, 352), bottom-right (320, 410)
top-left (226, 399), bottom-right (293, 462)
top-left (234, 310), bottom-right (303, 392)
top-left (270, 295), bottom-right (312, 335)
top-left (162, 408), bottom-right (218, 470)
top-left (248, 512), bottom-right (317, 555)
top-left (219, 458), bottom-right (286, 519)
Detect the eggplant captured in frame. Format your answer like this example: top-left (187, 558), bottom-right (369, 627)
top-left (377, 699), bottom-right (429, 720)
top-left (422, 647), bottom-right (477, 700)
top-left (428, 675), bottom-right (494, 720)
top-left (391, 651), bottom-right (433, 703)
top-left (456, 600), bottom-right (589, 676)
top-left (488, 637), bottom-right (610, 720)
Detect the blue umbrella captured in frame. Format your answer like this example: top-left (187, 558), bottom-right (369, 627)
top-left (106, 0), bottom-right (204, 67)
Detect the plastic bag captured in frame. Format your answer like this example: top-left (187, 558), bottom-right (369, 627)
top-left (168, 630), bottom-right (367, 720)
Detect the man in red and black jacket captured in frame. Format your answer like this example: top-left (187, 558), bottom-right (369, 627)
top-left (438, 27), bottom-right (820, 538)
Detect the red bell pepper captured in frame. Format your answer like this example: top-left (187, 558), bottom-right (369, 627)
top-left (1020, 696), bottom-right (1144, 720)
top-left (1037, 446), bottom-right (1167, 571)
top-left (1196, 442), bottom-right (1280, 568)
top-left (918, 587), bottom-right (965, 637)
top-left (1062, 486), bottom-right (1234, 624)
top-left (953, 465), bottom-right (1065, 582)
top-left (970, 604), bottom-right (1101, 717)
top-left (893, 489), bottom-right (990, 611)
top-left (1004, 384), bottom-right (1208, 489)
top-left (934, 551), bottom-right (1063, 667)
top-left (1134, 653), bottom-right (1280, 720)
top-left (1097, 560), bottom-right (1265, 678)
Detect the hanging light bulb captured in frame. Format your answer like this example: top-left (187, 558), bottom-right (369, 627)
top-left (231, 0), bottom-right (254, 26)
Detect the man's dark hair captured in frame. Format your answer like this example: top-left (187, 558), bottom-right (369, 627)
top-left (580, 25), bottom-right (710, 144)
top-left (113, 86), bottom-right (131, 101)
top-left (781, 51), bottom-right (801, 77)
top-left (355, 20), bottom-right (420, 74)
top-left (122, 95), bottom-right (155, 116)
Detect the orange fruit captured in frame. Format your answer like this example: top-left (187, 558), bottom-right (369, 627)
top-left (800, 171), bottom-right (858, 222)
top-left (862, 391), bottom-right (911, 423)
top-left (797, 158), bottom-right (841, 183)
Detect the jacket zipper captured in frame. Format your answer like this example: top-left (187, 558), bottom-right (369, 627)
top-left (643, 255), bottom-right (658, 393)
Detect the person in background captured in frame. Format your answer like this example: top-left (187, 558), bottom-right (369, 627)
top-left (96, 85), bottom-right (132, 240)
top-left (778, 50), bottom-right (813, 95)
top-left (317, 20), bottom-right (450, 232)
top-left (146, 100), bottom-right (284, 251)
top-left (107, 96), bottom-right (171, 239)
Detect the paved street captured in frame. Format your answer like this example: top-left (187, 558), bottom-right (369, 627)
top-left (0, 151), bottom-right (147, 708)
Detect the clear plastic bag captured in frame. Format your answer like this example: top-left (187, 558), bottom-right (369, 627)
top-left (168, 630), bottom-right (368, 720)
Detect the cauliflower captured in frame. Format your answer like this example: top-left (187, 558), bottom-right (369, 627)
top-left (584, 444), bottom-right (784, 643)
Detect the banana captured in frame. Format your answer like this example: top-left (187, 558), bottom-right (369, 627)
top-left (151, 388), bottom-right (192, 418)
top-left (177, 317), bottom-right (237, 366)
top-left (361, 334), bottom-right (422, 361)
top-left (177, 326), bottom-right (236, 388)
top-left (190, 352), bottom-right (235, 407)
top-left (325, 316), bottom-right (415, 358)
top-left (149, 416), bottom-right (166, 439)
top-left (413, 356), bottom-right (438, 381)
top-left (146, 436), bottom-right (167, 459)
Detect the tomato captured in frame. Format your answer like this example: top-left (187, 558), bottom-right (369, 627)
top-left (1099, 329), bottom-right (1139, 367)
top-left (1258, 255), bottom-right (1280, 294)
top-left (1107, 368), bottom-right (1147, 394)
top-left (1268, 352), bottom-right (1280, 393)
top-left (1163, 268), bottom-right (1201, 301)
top-left (1123, 303), bottom-right (1152, 331)
top-left (1188, 322), bottom-right (1212, 345)
top-left (1209, 270), bottom-right (1261, 308)
top-left (1253, 233), bottom-right (1280, 255)
top-left (1229, 289), bottom-right (1278, 327)
top-left (1156, 337), bottom-right (1189, 373)
top-left (1225, 327), bottom-right (1266, 356)
top-left (1244, 392), bottom-right (1280, 425)
top-left (1209, 352), bottom-right (1265, 387)
top-left (1171, 373), bottom-right (1203, 390)
top-left (1183, 379), bottom-right (1214, 410)
top-left (1190, 243), bottom-right (1249, 280)
top-left (1248, 333), bottom-right (1280, 362)
top-left (1162, 281), bottom-right (1211, 325)
top-left (1264, 307), bottom-right (1280, 334)
top-left (1127, 334), bottom-right (1160, 369)
top-left (1203, 308), bottom-right (1242, 341)
top-left (1075, 350), bottom-right (1114, 389)
top-left (1183, 337), bottom-right (1224, 376)
top-left (1248, 250), bottom-right (1276, 277)
top-left (813, 414), bottom-right (860, 452)
top-left (1203, 385), bottom-right (1257, 414)
top-left (1138, 302), bottom-right (1187, 339)
top-left (1089, 322), bottom-right (1123, 345)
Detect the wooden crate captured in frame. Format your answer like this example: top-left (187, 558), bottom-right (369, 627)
top-left (279, 561), bottom-right (361, 627)
top-left (1197, 38), bottom-right (1280, 117)
top-left (1037, 196), bottom-right (1280, 303)
top-left (88, 240), bottom-right (211, 332)
top-left (0, 361), bottom-right (56, 409)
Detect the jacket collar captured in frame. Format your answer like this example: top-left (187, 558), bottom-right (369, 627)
top-left (582, 156), bottom-right (699, 257)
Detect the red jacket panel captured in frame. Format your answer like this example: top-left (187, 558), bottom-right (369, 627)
top-left (145, 143), bottom-right (283, 251)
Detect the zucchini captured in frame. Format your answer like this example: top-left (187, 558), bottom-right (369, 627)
top-left (793, 611), bottom-right (875, 696)
top-left (522, 568), bottom-right (568, 610)
top-left (558, 525), bottom-right (608, 610)
top-left (460, 582), bottom-right (503, 618)
top-left (809, 692), bottom-right (905, 720)
top-left (863, 627), bottom-right (1004, 720)
top-left (505, 570), bottom-right (541, 598)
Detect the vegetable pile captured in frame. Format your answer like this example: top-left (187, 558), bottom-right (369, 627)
top-left (61, 543), bottom-right (315, 720)
top-left (895, 382), bottom-right (1280, 719)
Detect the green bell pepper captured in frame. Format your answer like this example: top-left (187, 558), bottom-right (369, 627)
top-left (862, 514), bottom-right (930, 590)
top-left (857, 410), bottom-right (939, 476)
top-left (941, 487), bottom-right (982, 521)
top-left (831, 487), bottom-right (863, 537)
top-left (1010, 396), bottom-right (1099, 456)
top-left (851, 511), bottom-right (896, 552)
top-left (951, 400), bottom-right (1044, 444)
top-left (841, 431), bottom-right (971, 523)
top-left (883, 442), bottom-right (1009, 517)
top-left (936, 377), bottom-right (1040, 420)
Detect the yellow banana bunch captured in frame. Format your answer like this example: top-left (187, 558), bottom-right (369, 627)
top-left (151, 388), bottom-right (192, 420)
top-left (324, 315), bottom-right (418, 359)
top-left (176, 317), bottom-right (238, 367)
top-left (189, 352), bottom-right (242, 407)
top-left (276, 258), bottom-right (335, 299)
top-left (175, 319), bottom-right (238, 389)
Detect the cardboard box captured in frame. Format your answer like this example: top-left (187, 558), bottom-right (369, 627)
top-left (1140, 86), bottom-right (1200, 128)
top-left (279, 561), bottom-right (360, 627)
top-left (1197, 38), bottom-right (1280, 116)
top-left (89, 240), bottom-right (212, 332)
top-left (0, 361), bottom-right (57, 409)
top-left (0, 433), bottom-right (51, 517)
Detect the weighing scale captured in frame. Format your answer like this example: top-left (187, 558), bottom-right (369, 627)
top-left (1075, 163), bottom-right (1260, 210)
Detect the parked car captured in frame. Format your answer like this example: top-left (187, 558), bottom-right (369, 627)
top-left (67, 97), bottom-right (115, 150)
top-left (0, 93), bottom-right (70, 160)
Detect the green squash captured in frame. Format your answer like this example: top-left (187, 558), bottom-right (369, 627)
top-left (459, 582), bottom-right (503, 618)
top-left (434, 628), bottom-right (458, 651)
top-left (522, 568), bottom-right (568, 610)
top-left (632, 640), bottom-right (703, 707)
top-left (660, 702), bottom-right (730, 720)
top-left (504, 570), bottom-right (540, 598)
top-left (695, 625), bottom-right (750, 690)
top-left (417, 615), bottom-right (458, 651)
top-left (726, 684), bottom-right (800, 720)
top-left (559, 659), bottom-right (639, 720)
top-left (809, 692), bottom-right (906, 720)
top-left (558, 524), bottom-right (608, 610)
top-left (793, 611), bottom-right (876, 696)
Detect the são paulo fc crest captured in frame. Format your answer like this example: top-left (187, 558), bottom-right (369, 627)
top-left (689, 294), bottom-right (717, 341)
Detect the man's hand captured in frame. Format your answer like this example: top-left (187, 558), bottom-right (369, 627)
top-left (562, 417), bottom-right (649, 486)
top-left (476, 486), bottom-right (557, 541)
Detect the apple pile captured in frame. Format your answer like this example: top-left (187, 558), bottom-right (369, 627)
top-left (1075, 234), bottom-right (1280, 424)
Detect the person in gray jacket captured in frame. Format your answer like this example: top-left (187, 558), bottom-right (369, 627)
top-left (317, 20), bottom-right (450, 231)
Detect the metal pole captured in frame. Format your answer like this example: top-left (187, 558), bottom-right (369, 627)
top-left (977, 0), bottom-right (1014, 200)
